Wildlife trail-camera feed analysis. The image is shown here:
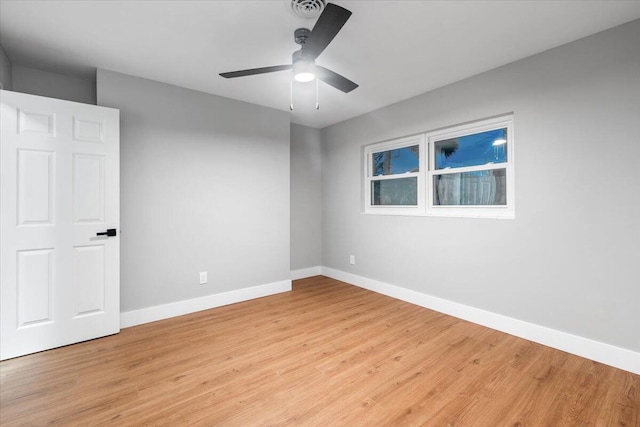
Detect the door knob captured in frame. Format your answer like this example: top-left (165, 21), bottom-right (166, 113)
top-left (96, 229), bottom-right (117, 237)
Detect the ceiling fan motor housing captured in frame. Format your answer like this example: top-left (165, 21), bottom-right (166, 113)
top-left (294, 28), bottom-right (311, 45)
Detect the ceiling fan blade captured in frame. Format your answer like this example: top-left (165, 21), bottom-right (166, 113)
top-left (302, 3), bottom-right (352, 60)
top-left (220, 65), bottom-right (292, 78)
top-left (315, 66), bottom-right (358, 93)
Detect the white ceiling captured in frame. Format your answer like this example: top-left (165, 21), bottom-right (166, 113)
top-left (2, 1), bottom-right (640, 128)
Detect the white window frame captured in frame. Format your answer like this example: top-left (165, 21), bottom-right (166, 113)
top-left (363, 134), bottom-right (426, 215)
top-left (363, 114), bottom-right (515, 219)
top-left (426, 115), bottom-right (514, 219)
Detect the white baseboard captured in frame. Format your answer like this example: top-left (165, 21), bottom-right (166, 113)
top-left (291, 266), bottom-right (322, 280)
top-left (120, 280), bottom-right (292, 328)
top-left (321, 267), bottom-right (640, 375)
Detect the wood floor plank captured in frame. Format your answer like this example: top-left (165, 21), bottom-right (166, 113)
top-left (1, 276), bottom-right (637, 426)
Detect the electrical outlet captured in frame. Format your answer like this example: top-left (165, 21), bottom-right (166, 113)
top-left (199, 272), bottom-right (207, 285)
top-left (349, 255), bottom-right (355, 265)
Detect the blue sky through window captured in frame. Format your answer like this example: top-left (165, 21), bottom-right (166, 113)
top-left (372, 145), bottom-right (419, 176)
top-left (435, 128), bottom-right (507, 170)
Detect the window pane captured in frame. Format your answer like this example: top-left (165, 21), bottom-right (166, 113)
top-left (372, 177), bottom-right (417, 205)
top-left (372, 145), bottom-right (419, 176)
top-left (434, 169), bottom-right (506, 206)
top-left (435, 128), bottom-right (507, 170)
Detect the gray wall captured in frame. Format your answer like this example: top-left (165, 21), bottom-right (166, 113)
top-left (97, 69), bottom-right (290, 312)
top-left (321, 20), bottom-right (640, 352)
top-left (13, 65), bottom-right (96, 104)
top-left (0, 44), bottom-right (12, 90)
top-left (290, 124), bottom-right (322, 270)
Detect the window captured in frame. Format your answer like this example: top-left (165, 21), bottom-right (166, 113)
top-left (428, 115), bottom-right (514, 218)
top-left (364, 135), bottom-right (425, 215)
top-left (363, 115), bottom-right (514, 218)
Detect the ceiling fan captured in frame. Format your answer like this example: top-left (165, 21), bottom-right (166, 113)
top-left (219, 3), bottom-right (358, 94)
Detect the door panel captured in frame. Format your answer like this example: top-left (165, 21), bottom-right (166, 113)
top-left (73, 116), bottom-right (105, 143)
top-left (1, 90), bottom-right (120, 360)
top-left (18, 109), bottom-right (56, 136)
top-left (73, 153), bottom-right (105, 223)
top-left (18, 149), bottom-right (55, 224)
top-left (17, 249), bottom-right (54, 326)
top-left (73, 245), bottom-right (106, 316)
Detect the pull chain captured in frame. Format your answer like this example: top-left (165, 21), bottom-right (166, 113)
top-left (290, 76), bottom-right (319, 110)
top-left (290, 78), bottom-right (294, 111)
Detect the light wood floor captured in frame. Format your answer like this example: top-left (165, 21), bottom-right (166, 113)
top-left (1, 276), bottom-right (638, 426)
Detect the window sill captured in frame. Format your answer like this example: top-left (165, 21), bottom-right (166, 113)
top-left (362, 208), bottom-right (515, 219)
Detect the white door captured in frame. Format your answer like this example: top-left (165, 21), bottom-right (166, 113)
top-left (0, 90), bottom-right (120, 360)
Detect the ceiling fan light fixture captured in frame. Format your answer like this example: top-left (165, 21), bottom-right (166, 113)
top-left (293, 59), bottom-right (315, 82)
top-left (295, 72), bottom-right (315, 83)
